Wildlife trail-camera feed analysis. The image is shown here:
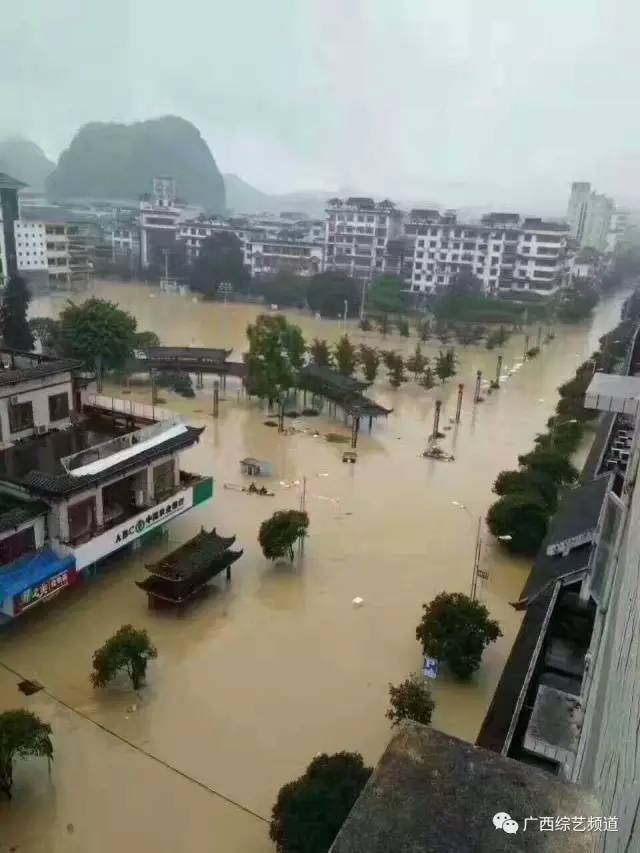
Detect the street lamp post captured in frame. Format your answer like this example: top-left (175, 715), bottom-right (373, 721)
top-left (452, 501), bottom-right (511, 600)
top-left (343, 299), bottom-right (348, 329)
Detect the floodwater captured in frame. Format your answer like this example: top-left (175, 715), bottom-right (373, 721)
top-left (0, 281), bottom-right (628, 852)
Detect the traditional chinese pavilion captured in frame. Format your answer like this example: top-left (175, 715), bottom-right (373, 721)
top-left (136, 528), bottom-right (242, 609)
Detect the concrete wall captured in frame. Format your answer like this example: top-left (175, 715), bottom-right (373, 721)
top-left (0, 372), bottom-right (72, 442)
top-left (575, 438), bottom-right (640, 851)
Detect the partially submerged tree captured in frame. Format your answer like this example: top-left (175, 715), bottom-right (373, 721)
top-left (0, 709), bottom-right (53, 799)
top-left (406, 343), bottom-right (428, 377)
top-left (133, 330), bottom-right (161, 350)
top-left (493, 468), bottom-right (558, 512)
top-left (1, 275), bottom-right (34, 350)
top-left (486, 491), bottom-right (549, 554)
top-left (259, 510), bottom-right (309, 561)
top-left (307, 272), bottom-right (359, 318)
top-left (416, 592), bottom-right (502, 679)
top-left (386, 673), bottom-right (435, 727)
top-left (308, 338), bottom-right (333, 368)
top-left (189, 231), bottom-right (249, 295)
top-left (245, 315), bottom-right (306, 403)
top-left (518, 447), bottom-right (578, 486)
top-left (368, 275), bottom-right (405, 313)
top-left (387, 353), bottom-right (407, 388)
top-left (395, 317), bottom-right (410, 337)
top-left (59, 297), bottom-right (137, 371)
top-left (435, 348), bottom-right (457, 383)
top-left (91, 625), bottom-right (158, 690)
top-left (270, 752), bottom-right (372, 853)
top-left (376, 314), bottom-right (391, 337)
top-left (358, 344), bottom-right (381, 383)
top-left (419, 367), bottom-right (436, 390)
top-left (29, 316), bottom-right (60, 354)
top-left (333, 335), bottom-right (358, 377)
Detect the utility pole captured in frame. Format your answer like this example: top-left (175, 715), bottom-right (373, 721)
top-left (536, 325), bottom-right (543, 349)
top-left (431, 400), bottom-right (442, 440)
top-left (523, 334), bottom-right (530, 359)
top-left (351, 416), bottom-right (360, 449)
top-left (495, 354), bottom-right (503, 387)
top-left (455, 384), bottom-right (464, 423)
top-left (298, 476), bottom-right (307, 559)
top-left (343, 299), bottom-right (348, 330)
top-left (213, 379), bottom-right (220, 418)
top-left (474, 370), bottom-right (482, 403)
top-left (359, 277), bottom-right (367, 321)
top-left (470, 515), bottom-right (482, 601)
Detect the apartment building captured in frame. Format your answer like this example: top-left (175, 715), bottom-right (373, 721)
top-left (0, 351), bottom-right (212, 621)
top-left (324, 197), bottom-right (405, 279)
top-left (0, 172), bottom-right (25, 286)
top-left (245, 237), bottom-right (324, 277)
top-left (567, 181), bottom-right (615, 252)
top-left (14, 220), bottom-right (48, 287)
top-left (405, 210), bottom-right (568, 296)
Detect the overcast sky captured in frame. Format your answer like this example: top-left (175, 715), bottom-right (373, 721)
top-left (1, 0), bottom-right (639, 212)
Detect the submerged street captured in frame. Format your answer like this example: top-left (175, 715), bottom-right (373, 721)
top-left (0, 281), bottom-right (628, 852)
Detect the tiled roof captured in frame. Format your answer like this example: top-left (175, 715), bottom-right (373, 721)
top-left (0, 499), bottom-right (48, 534)
top-left (0, 172), bottom-right (27, 190)
top-left (0, 359), bottom-right (82, 388)
top-left (2, 426), bottom-right (203, 497)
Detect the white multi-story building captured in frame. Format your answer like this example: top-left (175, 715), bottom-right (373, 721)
top-left (405, 211), bottom-right (568, 296)
top-left (14, 221), bottom-right (47, 273)
top-left (567, 182), bottom-right (614, 253)
top-left (245, 238), bottom-right (324, 277)
top-left (0, 351), bottom-right (212, 622)
top-left (605, 209), bottom-right (629, 255)
top-left (324, 197), bottom-right (405, 279)
top-left (14, 219), bottom-right (71, 287)
top-left (512, 218), bottom-right (570, 294)
top-left (45, 223), bottom-right (72, 286)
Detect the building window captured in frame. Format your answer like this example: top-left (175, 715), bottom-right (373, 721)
top-left (49, 392), bottom-right (69, 422)
top-left (153, 460), bottom-right (175, 500)
top-left (0, 525), bottom-right (36, 565)
top-left (9, 401), bottom-right (34, 433)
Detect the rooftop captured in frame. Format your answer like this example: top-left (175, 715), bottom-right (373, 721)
top-left (330, 723), bottom-right (600, 853)
top-left (144, 528), bottom-right (239, 581)
top-left (0, 416), bottom-right (203, 497)
top-left (139, 347), bottom-right (233, 365)
top-left (0, 494), bottom-right (48, 535)
top-left (585, 372), bottom-right (640, 416)
top-left (0, 172), bottom-right (27, 190)
top-left (0, 357), bottom-right (81, 388)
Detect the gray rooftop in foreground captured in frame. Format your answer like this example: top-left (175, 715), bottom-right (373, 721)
top-left (330, 723), bottom-right (600, 853)
top-left (585, 372), bottom-right (640, 414)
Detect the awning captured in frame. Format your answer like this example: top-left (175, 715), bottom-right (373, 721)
top-left (0, 549), bottom-right (76, 600)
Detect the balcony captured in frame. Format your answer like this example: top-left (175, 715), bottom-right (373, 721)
top-left (61, 471), bottom-right (212, 552)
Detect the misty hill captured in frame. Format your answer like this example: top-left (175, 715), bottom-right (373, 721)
top-left (0, 138), bottom-right (54, 191)
top-left (224, 173), bottom-right (330, 218)
top-left (47, 116), bottom-right (226, 213)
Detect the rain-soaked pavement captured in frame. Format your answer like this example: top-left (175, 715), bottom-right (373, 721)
top-left (0, 281), bottom-right (628, 852)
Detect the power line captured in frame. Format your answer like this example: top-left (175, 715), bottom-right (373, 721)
top-left (0, 659), bottom-right (268, 825)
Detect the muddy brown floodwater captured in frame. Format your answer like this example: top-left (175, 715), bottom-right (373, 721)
top-left (0, 281), bottom-right (628, 852)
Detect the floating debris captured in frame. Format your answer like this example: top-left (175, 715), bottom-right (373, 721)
top-left (352, 597), bottom-right (364, 608)
top-left (423, 446), bottom-right (455, 462)
top-left (326, 433), bottom-right (350, 444)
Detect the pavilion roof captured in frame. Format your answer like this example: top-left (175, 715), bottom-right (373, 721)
top-left (298, 365), bottom-right (392, 418)
top-left (145, 528), bottom-right (238, 581)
